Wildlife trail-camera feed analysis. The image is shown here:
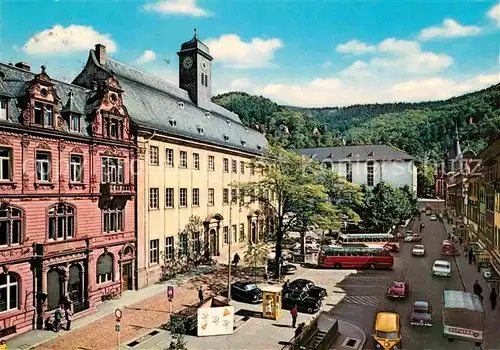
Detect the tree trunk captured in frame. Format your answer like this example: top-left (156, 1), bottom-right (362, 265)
top-left (300, 228), bottom-right (306, 258)
top-left (275, 230), bottom-right (283, 279)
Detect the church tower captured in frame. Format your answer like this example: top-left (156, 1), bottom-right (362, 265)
top-left (177, 29), bottom-right (214, 110)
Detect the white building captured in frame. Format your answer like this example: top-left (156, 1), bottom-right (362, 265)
top-left (294, 145), bottom-right (417, 193)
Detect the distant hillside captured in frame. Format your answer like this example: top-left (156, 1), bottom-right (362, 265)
top-left (213, 83), bottom-right (500, 160)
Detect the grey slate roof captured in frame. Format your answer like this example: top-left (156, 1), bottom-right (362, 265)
top-left (292, 145), bottom-right (413, 162)
top-left (0, 63), bottom-right (91, 136)
top-left (81, 49), bottom-right (266, 155)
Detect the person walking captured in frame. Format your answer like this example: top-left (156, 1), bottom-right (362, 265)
top-left (295, 322), bottom-right (305, 338)
top-left (53, 304), bottom-right (63, 332)
top-left (0, 340), bottom-right (7, 350)
top-left (198, 286), bottom-right (204, 306)
top-left (472, 250), bottom-right (477, 264)
top-left (232, 253), bottom-right (240, 267)
top-left (468, 248), bottom-right (473, 264)
top-left (65, 306), bottom-right (72, 331)
top-left (459, 237), bottom-right (463, 246)
top-left (290, 305), bottom-right (298, 328)
top-left (490, 288), bottom-right (497, 310)
top-left (473, 280), bottom-right (483, 301)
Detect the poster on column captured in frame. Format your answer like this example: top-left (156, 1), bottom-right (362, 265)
top-left (197, 306), bottom-right (235, 336)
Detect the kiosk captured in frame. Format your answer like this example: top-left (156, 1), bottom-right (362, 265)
top-left (261, 285), bottom-right (282, 320)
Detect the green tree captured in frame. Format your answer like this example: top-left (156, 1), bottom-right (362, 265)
top-left (166, 316), bottom-right (188, 350)
top-left (417, 163), bottom-right (436, 198)
top-left (362, 182), bottom-right (400, 232)
top-left (244, 242), bottom-right (268, 280)
top-left (234, 145), bottom-right (331, 277)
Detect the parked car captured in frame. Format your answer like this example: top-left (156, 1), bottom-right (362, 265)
top-left (385, 242), bottom-right (400, 252)
top-left (387, 281), bottom-right (410, 298)
top-left (410, 301), bottom-right (432, 327)
top-left (430, 214), bottom-right (437, 221)
top-left (287, 279), bottom-right (327, 299)
top-left (432, 260), bottom-right (451, 277)
top-left (282, 289), bottom-right (322, 314)
top-left (230, 282), bottom-right (262, 303)
top-left (412, 244), bottom-right (426, 256)
top-left (404, 234), bottom-right (422, 242)
top-left (268, 259), bottom-right (297, 275)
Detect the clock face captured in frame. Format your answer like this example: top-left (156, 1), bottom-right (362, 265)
top-left (201, 60), bottom-right (208, 72)
top-left (183, 56), bottom-right (194, 70)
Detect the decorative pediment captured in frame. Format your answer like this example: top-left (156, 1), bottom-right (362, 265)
top-left (37, 142), bottom-right (51, 150)
top-left (103, 146), bottom-right (124, 157)
top-left (71, 147), bottom-right (84, 154)
top-left (0, 137), bottom-right (12, 146)
top-left (34, 65), bottom-right (53, 84)
top-left (106, 75), bottom-right (123, 91)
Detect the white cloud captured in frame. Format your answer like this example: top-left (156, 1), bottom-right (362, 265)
top-left (136, 50), bottom-right (156, 64)
top-left (230, 78), bottom-right (250, 89)
top-left (487, 4), bottom-right (500, 26)
top-left (321, 60), bottom-right (332, 68)
top-left (204, 34), bottom-right (283, 68)
top-left (419, 18), bottom-right (481, 40)
top-left (336, 39), bottom-right (376, 55)
top-left (377, 38), bottom-right (420, 55)
top-left (143, 0), bottom-right (209, 17)
top-left (339, 60), bottom-right (375, 78)
top-left (23, 24), bottom-right (117, 55)
top-left (310, 78), bottom-right (342, 89)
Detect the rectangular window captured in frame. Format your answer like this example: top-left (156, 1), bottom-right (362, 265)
top-left (150, 146), bottom-right (159, 165)
top-left (0, 149), bottom-right (11, 181)
top-left (70, 114), bottom-right (80, 132)
top-left (192, 188), bottom-right (199, 206)
top-left (34, 102), bottom-right (43, 125)
top-left (223, 226), bottom-right (228, 244)
top-left (193, 153), bottom-right (200, 170)
top-left (166, 148), bottom-right (174, 167)
top-left (165, 237), bottom-right (174, 260)
top-left (45, 105), bottom-right (53, 126)
top-left (232, 160), bottom-right (237, 173)
top-left (231, 189), bottom-right (238, 204)
top-left (109, 119), bottom-right (119, 138)
top-left (208, 156), bottom-right (215, 171)
top-left (346, 162), bottom-right (352, 183)
top-left (208, 188), bottom-right (215, 206)
top-left (232, 224), bottom-right (237, 243)
top-left (180, 234), bottom-right (188, 256)
top-left (70, 155), bottom-right (83, 183)
top-left (240, 161), bottom-right (245, 174)
top-left (0, 100), bottom-right (8, 120)
top-left (223, 158), bottom-right (229, 173)
top-left (101, 157), bottom-right (124, 184)
top-left (103, 207), bottom-right (124, 233)
top-left (179, 151), bottom-right (188, 168)
top-left (367, 161), bottom-right (374, 186)
top-left (179, 188), bottom-right (187, 207)
top-left (165, 188), bottom-right (174, 208)
top-left (149, 239), bottom-right (159, 264)
top-left (149, 188), bottom-right (159, 209)
top-left (223, 189), bottom-right (229, 205)
top-left (240, 223), bottom-right (245, 241)
top-left (250, 164), bottom-right (255, 175)
top-left (36, 152), bottom-right (51, 182)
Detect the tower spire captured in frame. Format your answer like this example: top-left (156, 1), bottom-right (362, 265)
top-left (194, 28), bottom-right (197, 39)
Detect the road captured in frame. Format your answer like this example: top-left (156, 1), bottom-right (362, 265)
top-left (330, 212), bottom-right (481, 350)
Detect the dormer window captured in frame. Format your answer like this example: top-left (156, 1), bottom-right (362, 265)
top-left (368, 152), bottom-right (374, 156)
top-left (33, 101), bottom-right (53, 127)
top-left (205, 112), bottom-right (211, 119)
top-left (178, 101), bottom-right (185, 109)
top-left (70, 114), bottom-right (80, 132)
top-left (347, 153), bottom-right (353, 157)
top-left (197, 126), bottom-right (204, 135)
top-left (0, 100), bottom-right (7, 120)
top-left (169, 119), bottom-right (177, 127)
top-left (241, 139), bottom-right (246, 146)
top-left (257, 145), bottom-right (263, 151)
top-left (226, 120), bottom-right (231, 125)
top-left (102, 113), bottom-right (123, 139)
top-left (223, 134), bottom-right (229, 141)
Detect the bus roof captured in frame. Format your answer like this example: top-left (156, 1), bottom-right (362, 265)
top-left (322, 245), bottom-right (386, 253)
top-left (375, 312), bottom-right (399, 332)
top-left (443, 290), bottom-right (484, 312)
top-left (339, 233), bottom-right (393, 237)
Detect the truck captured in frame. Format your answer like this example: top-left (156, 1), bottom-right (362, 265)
top-left (442, 290), bottom-right (484, 346)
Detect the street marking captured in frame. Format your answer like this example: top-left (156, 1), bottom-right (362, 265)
top-left (340, 295), bottom-right (379, 307)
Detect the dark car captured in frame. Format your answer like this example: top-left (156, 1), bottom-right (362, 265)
top-left (282, 289), bottom-right (321, 314)
top-left (230, 282), bottom-right (262, 303)
top-left (268, 259), bottom-right (297, 275)
top-left (287, 279), bottom-right (327, 299)
top-left (410, 301), bottom-right (432, 327)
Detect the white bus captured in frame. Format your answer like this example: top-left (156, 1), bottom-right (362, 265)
top-left (338, 233), bottom-right (395, 244)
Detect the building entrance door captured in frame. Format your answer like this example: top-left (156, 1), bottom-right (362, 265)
top-left (122, 262), bottom-right (133, 290)
top-left (210, 229), bottom-right (217, 256)
top-left (251, 222), bottom-right (257, 243)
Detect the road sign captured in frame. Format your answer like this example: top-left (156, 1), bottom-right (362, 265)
top-left (115, 308), bottom-right (122, 319)
top-left (115, 324), bottom-right (120, 332)
top-left (167, 286), bottom-right (174, 300)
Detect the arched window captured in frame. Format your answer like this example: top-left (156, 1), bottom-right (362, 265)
top-left (48, 204), bottom-right (75, 240)
top-left (0, 273), bottom-right (19, 313)
top-left (0, 206), bottom-right (23, 247)
top-left (96, 253), bottom-right (113, 284)
top-left (47, 269), bottom-right (63, 310)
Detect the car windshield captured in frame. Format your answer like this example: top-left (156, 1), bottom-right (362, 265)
top-left (414, 245), bottom-right (424, 249)
top-left (413, 308), bottom-right (428, 313)
top-left (392, 282), bottom-right (405, 287)
top-left (435, 263), bottom-right (449, 269)
top-left (376, 331), bottom-right (399, 339)
top-left (244, 284), bottom-right (258, 291)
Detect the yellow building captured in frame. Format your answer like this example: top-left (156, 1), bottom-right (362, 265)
top-left (74, 34), bottom-right (268, 288)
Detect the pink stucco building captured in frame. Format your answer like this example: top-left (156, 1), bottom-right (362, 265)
top-left (0, 61), bottom-right (136, 338)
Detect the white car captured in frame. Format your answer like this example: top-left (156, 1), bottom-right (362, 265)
top-left (430, 214), bottom-right (437, 221)
top-left (412, 244), bottom-right (426, 256)
top-left (432, 260), bottom-right (451, 277)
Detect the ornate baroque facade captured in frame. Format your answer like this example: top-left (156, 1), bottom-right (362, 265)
top-left (0, 62), bottom-right (136, 338)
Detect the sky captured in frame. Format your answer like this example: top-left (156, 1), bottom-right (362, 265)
top-left (0, 0), bottom-right (499, 107)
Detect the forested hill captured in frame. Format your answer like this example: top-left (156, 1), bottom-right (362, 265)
top-left (212, 83), bottom-right (500, 161)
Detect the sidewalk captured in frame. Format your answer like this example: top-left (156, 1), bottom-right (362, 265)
top-left (441, 220), bottom-right (500, 350)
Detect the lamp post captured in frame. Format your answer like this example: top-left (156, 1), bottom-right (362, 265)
top-left (227, 193), bottom-right (233, 302)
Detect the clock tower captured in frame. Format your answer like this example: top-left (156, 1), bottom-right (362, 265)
top-left (178, 29), bottom-right (214, 109)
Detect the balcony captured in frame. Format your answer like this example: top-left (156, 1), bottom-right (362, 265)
top-left (100, 183), bottom-right (135, 196)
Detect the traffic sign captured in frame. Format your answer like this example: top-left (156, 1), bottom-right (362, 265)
top-left (167, 286), bottom-right (174, 300)
top-left (115, 324), bottom-right (120, 332)
top-left (115, 308), bottom-right (122, 319)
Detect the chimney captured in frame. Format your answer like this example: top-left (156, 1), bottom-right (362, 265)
top-left (14, 62), bottom-right (31, 71)
top-left (95, 44), bottom-right (106, 66)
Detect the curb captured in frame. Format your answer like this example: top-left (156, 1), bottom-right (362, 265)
top-left (441, 221), bottom-right (467, 292)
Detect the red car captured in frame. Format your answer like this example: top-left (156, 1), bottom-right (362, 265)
top-left (387, 281), bottom-right (409, 298)
top-left (384, 242), bottom-right (400, 252)
top-left (404, 234), bottom-right (422, 242)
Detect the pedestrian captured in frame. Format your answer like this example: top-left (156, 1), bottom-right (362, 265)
top-left (472, 251), bottom-right (477, 264)
top-left (0, 340), bottom-right (7, 350)
top-left (459, 237), bottom-right (463, 246)
top-left (295, 322), bottom-right (305, 338)
top-left (65, 306), bottom-right (72, 331)
top-left (232, 253), bottom-right (240, 267)
top-left (290, 304), bottom-right (298, 328)
top-left (198, 286), bottom-right (204, 306)
top-left (473, 280), bottom-right (483, 300)
top-left (490, 288), bottom-right (497, 310)
top-left (468, 248), bottom-right (473, 264)
top-left (53, 304), bottom-right (63, 332)
top-left (283, 279), bottom-right (290, 290)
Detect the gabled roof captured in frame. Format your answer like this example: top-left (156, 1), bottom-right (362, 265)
top-left (292, 145), bottom-right (413, 162)
top-left (74, 49), bottom-right (266, 155)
